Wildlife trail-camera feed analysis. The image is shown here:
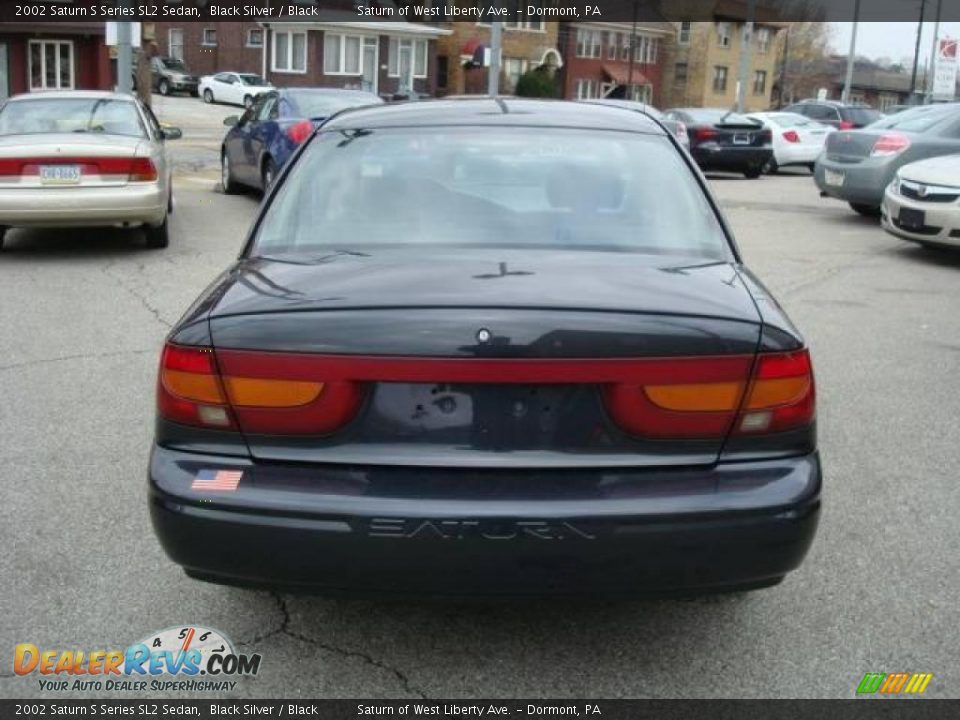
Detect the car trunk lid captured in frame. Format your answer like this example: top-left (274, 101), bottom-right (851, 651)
top-left (0, 134), bottom-right (146, 188)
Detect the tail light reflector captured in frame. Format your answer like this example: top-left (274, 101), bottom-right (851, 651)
top-left (158, 344), bottom-right (234, 429)
top-left (695, 127), bottom-right (718, 141)
top-left (871, 132), bottom-right (911, 157)
top-left (736, 349), bottom-right (815, 434)
top-left (782, 130), bottom-right (800, 143)
top-left (286, 120), bottom-right (313, 145)
top-left (838, 120), bottom-right (855, 130)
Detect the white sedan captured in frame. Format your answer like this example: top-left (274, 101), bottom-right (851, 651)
top-left (882, 154), bottom-right (960, 249)
top-left (745, 111), bottom-right (833, 174)
top-left (199, 72), bottom-right (274, 109)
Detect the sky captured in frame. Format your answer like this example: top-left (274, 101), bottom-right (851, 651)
top-left (830, 22), bottom-right (960, 68)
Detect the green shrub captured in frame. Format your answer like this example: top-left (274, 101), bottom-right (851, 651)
top-left (514, 68), bottom-right (560, 98)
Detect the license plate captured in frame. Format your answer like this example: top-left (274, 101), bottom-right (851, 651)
top-left (733, 134), bottom-right (750, 145)
top-left (824, 169), bottom-right (845, 187)
top-left (898, 207), bottom-right (925, 230)
top-left (40, 165), bottom-right (81, 185)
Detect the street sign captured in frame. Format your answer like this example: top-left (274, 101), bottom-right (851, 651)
top-left (105, 22), bottom-right (141, 48)
top-left (933, 38), bottom-right (957, 101)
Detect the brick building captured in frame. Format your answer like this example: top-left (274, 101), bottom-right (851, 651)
top-left (557, 22), bottom-right (673, 105)
top-left (151, 16), bottom-right (449, 97)
top-left (433, 18), bottom-right (561, 96)
top-left (0, 23), bottom-right (111, 100)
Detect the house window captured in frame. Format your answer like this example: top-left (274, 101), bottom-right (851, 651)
top-left (168, 29), bottom-right (184, 60)
top-left (637, 36), bottom-right (658, 64)
top-left (273, 30), bottom-right (307, 73)
top-left (504, 20), bottom-right (543, 31)
top-left (678, 22), bottom-right (691, 45)
top-left (620, 34), bottom-right (631, 61)
top-left (576, 28), bottom-right (601, 59)
top-left (753, 70), bottom-right (767, 95)
top-left (713, 65), bottom-right (728, 93)
top-left (716, 22), bottom-right (731, 48)
top-left (388, 39), bottom-right (428, 79)
top-left (28, 40), bottom-right (73, 91)
top-left (201, 29), bottom-right (217, 47)
top-left (247, 29), bottom-right (264, 49)
top-left (574, 78), bottom-right (599, 100)
top-left (324, 34), bottom-right (363, 75)
top-left (630, 84), bottom-right (652, 103)
top-left (756, 27), bottom-right (771, 54)
top-left (503, 57), bottom-right (528, 93)
top-left (607, 32), bottom-right (618, 60)
top-left (675, 62), bottom-right (688, 82)
top-left (633, 36), bottom-right (646, 64)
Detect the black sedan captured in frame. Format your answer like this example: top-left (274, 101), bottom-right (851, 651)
top-left (664, 108), bottom-right (773, 178)
top-left (150, 99), bottom-right (820, 596)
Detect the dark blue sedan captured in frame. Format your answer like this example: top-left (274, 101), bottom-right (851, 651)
top-left (220, 88), bottom-right (383, 193)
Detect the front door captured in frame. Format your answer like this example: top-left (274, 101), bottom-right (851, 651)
top-left (362, 38), bottom-right (378, 94)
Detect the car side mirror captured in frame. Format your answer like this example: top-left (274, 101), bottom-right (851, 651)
top-left (223, 115), bottom-right (240, 127)
top-left (160, 126), bottom-right (182, 140)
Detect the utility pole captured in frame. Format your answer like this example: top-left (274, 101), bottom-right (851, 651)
top-left (842, 0), bottom-right (860, 103)
top-left (908, 0), bottom-right (926, 103)
top-left (488, 21), bottom-right (502, 96)
top-left (627, 0), bottom-right (637, 99)
top-left (116, 0), bottom-right (134, 94)
top-left (735, 0), bottom-right (756, 113)
top-left (926, 0), bottom-right (944, 103)
top-left (779, 23), bottom-right (791, 108)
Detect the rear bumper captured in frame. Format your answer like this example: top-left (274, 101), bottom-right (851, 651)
top-left (0, 183), bottom-right (167, 228)
top-left (690, 145), bottom-right (772, 172)
top-left (149, 444), bottom-right (822, 596)
top-left (775, 144), bottom-right (822, 166)
top-left (814, 157), bottom-right (893, 206)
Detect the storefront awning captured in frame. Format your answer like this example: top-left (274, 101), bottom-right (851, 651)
top-left (602, 64), bottom-right (649, 86)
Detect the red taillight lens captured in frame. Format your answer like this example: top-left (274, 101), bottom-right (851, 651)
top-left (871, 132), bottom-right (911, 157)
top-left (838, 120), bottom-right (855, 130)
top-left (783, 130), bottom-right (800, 143)
top-left (286, 120), bottom-right (313, 145)
top-left (736, 349), bottom-right (815, 434)
top-left (128, 157), bottom-right (158, 182)
top-left (0, 156), bottom-right (157, 181)
top-left (695, 127), bottom-right (718, 142)
top-left (157, 344), bottom-right (235, 429)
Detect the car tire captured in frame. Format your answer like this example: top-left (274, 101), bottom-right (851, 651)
top-left (203, 89), bottom-right (214, 104)
top-left (261, 157), bottom-right (277, 191)
top-left (190, 89), bottom-right (199, 98)
top-left (743, 167), bottom-right (762, 179)
top-left (167, 183), bottom-right (174, 215)
top-left (762, 157), bottom-right (779, 175)
top-left (221, 152), bottom-right (240, 195)
top-left (807, 163), bottom-right (816, 173)
top-left (159, 79), bottom-right (170, 96)
top-left (243, 95), bottom-right (254, 110)
top-left (144, 216), bottom-right (170, 250)
top-left (849, 202), bottom-right (881, 217)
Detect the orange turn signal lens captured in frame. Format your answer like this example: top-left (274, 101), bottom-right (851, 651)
top-left (223, 377), bottom-right (324, 408)
top-left (161, 369), bottom-right (225, 404)
top-left (744, 377), bottom-right (810, 409)
top-left (644, 382), bottom-right (744, 412)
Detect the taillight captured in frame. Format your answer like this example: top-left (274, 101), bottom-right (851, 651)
top-left (286, 120), bottom-right (313, 145)
top-left (0, 156), bottom-right (157, 181)
top-left (871, 132), bottom-right (911, 157)
top-left (694, 127), bottom-right (718, 142)
top-left (782, 130), bottom-right (800, 143)
top-left (603, 349), bottom-right (815, 439)
top-left (838, 120), bottom-right (855, 130)
top-left (157, 343), bottom-right (362, 435)
top-left (759, 128), bottom-right (772, 144)
top-left (128, 158), bottom-right (158, 182)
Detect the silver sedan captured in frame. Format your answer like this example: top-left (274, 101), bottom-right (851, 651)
top-left (0, 90), bottom-right (181, 250)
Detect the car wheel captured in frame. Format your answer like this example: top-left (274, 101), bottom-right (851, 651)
top-left (762, 157), bottom-right (779, 175)
top-left (221, 152), bottom-right (240, 195)
top-left (144, 216), bottom-right (170, 250)
top-left (849, 202), bottom-right (881, 217)
top-left (159, 79), bottom-right (170, 96)
top-left (190, 89), bottom-right (199, 98)
top-left (243, 95), bottom-right (254, 110)
top-left (261, 157), bottom-right (277, 191)
top-left (743, 167), bottom-right (762, 179)
top-left (203, 89), bottom-right (214, 104)
top-left (167, 184), bottom-right (174, 215)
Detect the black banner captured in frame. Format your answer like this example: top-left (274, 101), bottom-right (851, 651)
top-left (1, 0), bottom-right (960, 23)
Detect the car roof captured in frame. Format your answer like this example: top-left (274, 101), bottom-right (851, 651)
top-left (7, 90), bottom-right (136, 102)
top-left (321, 97), bottom-right (668, 134)
top-left (792, 99), bottom-right (872, 108)
top-left (281, 87), bottom-right (379, 97)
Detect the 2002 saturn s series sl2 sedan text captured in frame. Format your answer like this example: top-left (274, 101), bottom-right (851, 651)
top-left (149, 99), bottom-right (821, 596)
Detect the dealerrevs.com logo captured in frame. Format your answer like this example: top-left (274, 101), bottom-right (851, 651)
top-left (14, 626), bottom-right (261, 693)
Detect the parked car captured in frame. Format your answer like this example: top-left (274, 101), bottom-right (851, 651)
top-left (199, 72), bottom-right (273, 109)
top-left (881, 154), bottom-right (960, 248)
top-left (744, 111), bottom-right (833, 174)
top-left (814, 102), bottom-right (960, 216)
top-left (783, 99), bottom-right (882, 129)
top-left (663, 108), bottom-right (772, 178)
top-left (221, 88), bottom-right (383, 193)
top-left (150, 99), bottom-right (820, 596)
top-left (584, 98), bottom-right (690, 149)
top-left (883, 105), bottom-right (914, 116)
top-left (0, 90), bottom-right (180, 250)
top-left (150, 56), bottom-right (199, 97)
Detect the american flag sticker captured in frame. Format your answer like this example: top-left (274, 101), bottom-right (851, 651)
top-left (191, 469), bottom-right (243, 492)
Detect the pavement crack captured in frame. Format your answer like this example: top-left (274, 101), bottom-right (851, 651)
top-left (270, 593), bottom-right (428, 699)
top-left (0, 349), bottom-right (155, 373)
top-left (100, 261), bottom-right (173, 329)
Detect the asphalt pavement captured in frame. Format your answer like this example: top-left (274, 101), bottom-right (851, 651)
top-left (0, 98), bottom-right (958, 699)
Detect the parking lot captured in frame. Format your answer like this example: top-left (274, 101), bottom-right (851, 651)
top-left (1, 95), bottom-right (958, 699)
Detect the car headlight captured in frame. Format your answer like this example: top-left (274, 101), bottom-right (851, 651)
top-left (890, 174), bottom-right (901, 195)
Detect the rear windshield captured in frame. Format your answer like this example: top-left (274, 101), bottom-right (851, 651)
top-left (762, 112), bottom-right (818, 128)
top-left (238, 74), bottom-right (266, 86)
top-left (0, 98), bottom-right (145, 138)
top-left (253, 127), bottom-right (729, 260)
top-left (683, 109), bottom-right (759, 125)
top-left (846, 107), bottom-right (882, 125)
top-left (161, 59), bottom-right (187, 72)
top-left (868, 105), bottom-right (958, 133)
top-left (287, 91), bottom-right (383, 119)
